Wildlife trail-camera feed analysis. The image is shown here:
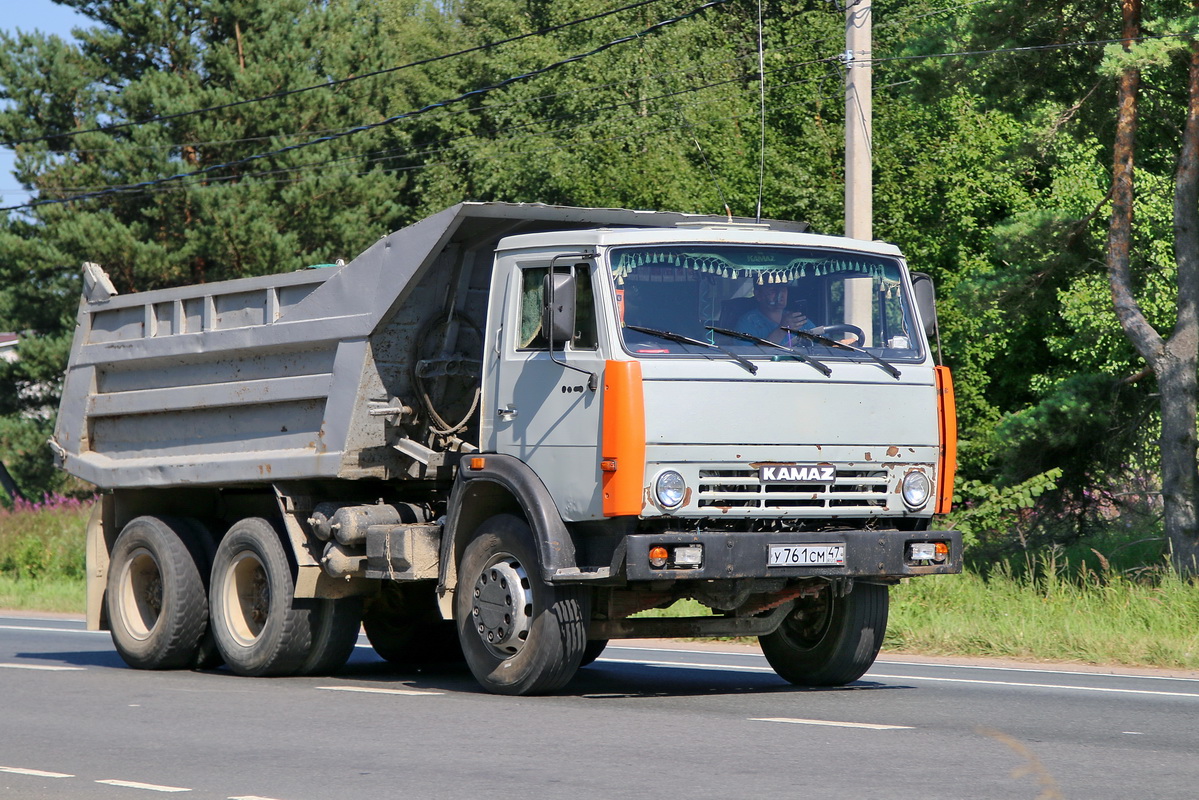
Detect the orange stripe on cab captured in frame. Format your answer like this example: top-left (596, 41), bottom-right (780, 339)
top-left (934, 365), bottom-right (958, 515)
top-left (602, 360), bottom-right (646, 517)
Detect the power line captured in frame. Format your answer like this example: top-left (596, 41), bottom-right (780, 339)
top-left (2, 0), bottom-right (733, 213)
top-left (0, 0), bottom-right (674, 148)
top-left (7, 48), bottom-right (829, 160)
top-left (870, 30), bottom-right (1199, 67)
top-left (20, 65), bottom-right (839, 198)
top-left (58, 84), bottom-right (835, 208)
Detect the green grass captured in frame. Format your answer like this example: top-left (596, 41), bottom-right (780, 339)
top-left (0, 496), bottom-right (90, 614)
top-left (888, 558), bottom-right (1199, 669)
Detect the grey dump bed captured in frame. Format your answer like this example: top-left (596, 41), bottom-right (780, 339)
top-left (54, 202), bottom-right (794, 489)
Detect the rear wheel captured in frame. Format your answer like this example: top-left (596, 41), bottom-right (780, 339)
top-left (758, 583), bottom-right (888, 686)
top-left (106, 516), bottom-right (209, 670)
top-left (363, 582), bottom-right (462, 668)
top-left (455, 514), bottom-right (588, 695)
top-left (579, 639), bottom-right (609, 667)
top-left (209, 517), bottom-right (312, 677)
top-left (296, 597), bottom-right (364, 676)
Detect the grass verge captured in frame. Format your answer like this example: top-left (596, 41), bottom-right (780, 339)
top-left (0, 496), bottom-right (90, 614)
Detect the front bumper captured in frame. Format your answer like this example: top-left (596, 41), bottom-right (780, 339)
top-left (623, 529), bottom-right (962, 581)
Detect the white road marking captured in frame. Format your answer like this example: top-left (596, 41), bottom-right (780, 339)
top-left (600, 657), bottom-right (1199, 698)
top-left (875, 658), bottom-right (1199, 683)
top-left (868, 673), bottom-right (1199, 699)
top-left (753, 717), bottom-right (913, 730)
top-left (0, 663), bottom-right (85, 671)
top-left (0, 766), bottom-right (74, 778)
top-left (316, 685), bottom-right (443, 697)
top-left (609, 645), bottom-right (1199, 683)
top-left (229, 796), bottom-right (288, 800)
top-left (0, 624), bottom-right (106, 634)
top-left (599, 656), bottom-right (774, 672)
top-left (96, 779), bottom-right (191, 792)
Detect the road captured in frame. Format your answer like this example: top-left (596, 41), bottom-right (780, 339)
top-left (2, 612), bottom-right (1197, 799)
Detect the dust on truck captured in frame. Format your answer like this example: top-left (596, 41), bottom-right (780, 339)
top-left (52, 201), bottom-right (962, 695)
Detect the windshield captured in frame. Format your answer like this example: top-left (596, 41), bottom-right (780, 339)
top-left (610, 244), bottom-right (923, 362)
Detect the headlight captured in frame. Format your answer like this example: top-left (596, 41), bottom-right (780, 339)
top-left (901, 470), bottom-right (931, 510)
top-left (654, 470), bottom-right (686, 509)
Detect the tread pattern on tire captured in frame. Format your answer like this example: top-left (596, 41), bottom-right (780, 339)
top-left (759, 582), bottom-right (889, 686)
top-left (455, 514), bottom-right (589, 695)
top-left (106, 516), bottom-right (210, 671)
top-left (209, 517), bottom-right (313, 677)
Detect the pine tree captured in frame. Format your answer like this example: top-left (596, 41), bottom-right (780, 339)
top-left (0, 0), bottom-right (442, 498)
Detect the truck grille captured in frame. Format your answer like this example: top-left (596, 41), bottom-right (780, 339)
top-left (696, 467), bottom-right (889, 511)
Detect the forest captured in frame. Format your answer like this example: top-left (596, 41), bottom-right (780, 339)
top-left (1, 0), bottom-right (1197, 573)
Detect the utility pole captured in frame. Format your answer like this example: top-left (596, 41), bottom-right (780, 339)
top-left (844, 0), bottom-right (873, 241)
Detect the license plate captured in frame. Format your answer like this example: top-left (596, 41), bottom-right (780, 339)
top-left (768, 544), bottom-right (845, 567)
top-left (759, 464), bottom-right (836, 483)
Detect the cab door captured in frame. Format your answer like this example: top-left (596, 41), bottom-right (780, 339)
top-left (488, 257), bottom-right (607, 520)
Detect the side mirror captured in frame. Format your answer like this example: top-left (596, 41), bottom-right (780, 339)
top-left (543, 271), bottom-right (576, 348)
top-left (910, 272), bottom-right (938, 340)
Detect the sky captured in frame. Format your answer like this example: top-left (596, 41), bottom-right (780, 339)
top-left (1, 0), bottom-right (91, 207)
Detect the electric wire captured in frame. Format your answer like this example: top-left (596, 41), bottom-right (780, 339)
top-left (83, 86), bottom-right (833, 206)
top-left (3, 0), bottom-right (981, 163)
top-left (23, 68), bottom-right (841, 200)
top-left (2, 0), bottom-right (1002, 167)
top-left (0, 0), bottom-right (676, 148)
top-left (1, 0), bottom-right (733, 213)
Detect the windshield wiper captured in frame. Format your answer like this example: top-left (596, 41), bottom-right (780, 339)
top-left (625, 324), bottom-right (757, 375)
top-left (782, 328), bottom-right (902, 379)
top-left (705, 326), bottom-right (832, 377)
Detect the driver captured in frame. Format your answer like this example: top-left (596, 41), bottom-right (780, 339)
top-left (735, 282), bottom-right (815, 344)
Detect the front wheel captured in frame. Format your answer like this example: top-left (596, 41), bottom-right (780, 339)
top-left (758, 583), bottom-right (888, 686)
top-left (455, 514), bottom-right (588, 695)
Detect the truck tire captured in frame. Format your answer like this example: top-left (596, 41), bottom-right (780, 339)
top-left (106, 516), bottom-right (211, 670)
top-left (455, 514), bottom-right (588, 695)
top-left (759, 583), bottom-right (889, 686)
top-left (363, 582), bottom-right (462, 668)
top-left (209, 517), bottom-right (313, 677)
top-left (579, 639), bottom-right (608, 667)
top-left (172, 517), bottom-right (223, 670)
top-left (296, 597), bottom-right (363, 676)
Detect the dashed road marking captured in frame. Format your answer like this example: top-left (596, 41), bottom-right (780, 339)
top-left (0, 663), bottom-right (85, 671)
top-left (0, 766), bottom-right (74, 778)
top-left (0, 624), bottom-right (106, 634)
top-left (753, 717), bottom-right (913, 730)
top-left (96, 779), bottom-right (191, 792)
top-left (316, 685), bottom-right (443, 696)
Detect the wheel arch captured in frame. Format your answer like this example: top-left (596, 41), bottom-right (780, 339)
top-left (439, 454), bottom-right (578, 612)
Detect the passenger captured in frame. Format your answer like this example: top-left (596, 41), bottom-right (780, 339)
top-left (735, 282), bottom-right (815, 344)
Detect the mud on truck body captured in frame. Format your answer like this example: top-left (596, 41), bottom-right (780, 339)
top-left (52, 202), bottom-right (961, 695)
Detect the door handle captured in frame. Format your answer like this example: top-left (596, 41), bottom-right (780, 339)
top-left (498, 404), bottom-right (518, 421)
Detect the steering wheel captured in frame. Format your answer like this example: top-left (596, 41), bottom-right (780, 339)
top-left (812, 324), bottom-right (865, 347)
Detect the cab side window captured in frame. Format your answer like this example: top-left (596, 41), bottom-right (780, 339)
top-left (517, 263), bottom-right (598, 351)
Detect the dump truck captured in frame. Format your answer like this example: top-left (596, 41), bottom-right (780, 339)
top-left (52, 201), bottom-right (962, 695)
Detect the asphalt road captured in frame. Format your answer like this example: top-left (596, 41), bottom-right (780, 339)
top-left (2, 612), bottom-right (1197, 800)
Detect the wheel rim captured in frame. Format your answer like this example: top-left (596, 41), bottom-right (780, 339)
top-left (223, 551), bottom-right (270, 647)
top-left (470, 552), bottom-right (533, 658)
top-left (779, 591), bottom-right (834, 651)
top-left (117, 547), bottom-right (163, 641)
